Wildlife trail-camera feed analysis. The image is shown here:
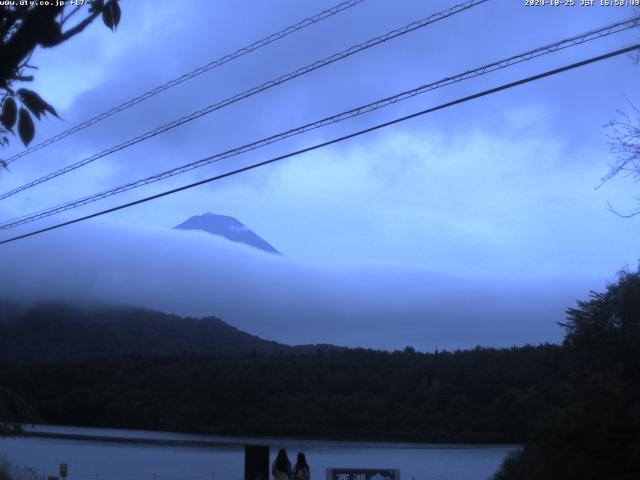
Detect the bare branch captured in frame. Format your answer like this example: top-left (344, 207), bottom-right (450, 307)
top-left (607, 200), bottom-right (640, 218)
top-left (601, 103), bottom-right (640, 187)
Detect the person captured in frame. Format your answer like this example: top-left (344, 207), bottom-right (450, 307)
top-left (294, 452), bottom-right (310, 480)
top-left (272, 448), bottom-right (292, 480)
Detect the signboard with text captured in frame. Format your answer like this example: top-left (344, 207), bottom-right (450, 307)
top-left (326, 468), bottom-right (400, 480)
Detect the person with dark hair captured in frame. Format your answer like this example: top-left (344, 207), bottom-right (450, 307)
top-left (272, 448), bottom-right (292, 480)
top-left (294, 452), bottom-right (310, 480)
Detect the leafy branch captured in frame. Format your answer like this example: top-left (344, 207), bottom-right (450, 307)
top-left (0, 0), bottom-right (122, 153)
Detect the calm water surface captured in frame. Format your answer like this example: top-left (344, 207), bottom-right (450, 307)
top-left (0, 425), bottom-right (518, 480)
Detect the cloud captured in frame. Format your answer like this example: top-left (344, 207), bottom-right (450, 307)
top-left (0, 218), bottom-right (600, 351)
top-left (0, 0), bottom-right (637, 352)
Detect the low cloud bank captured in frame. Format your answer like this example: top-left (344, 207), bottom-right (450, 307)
top-left (0, 220), bottom-right (597, 350)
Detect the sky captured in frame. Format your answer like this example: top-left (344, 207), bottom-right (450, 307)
top-left (0, 0), bottom-right (638, 350)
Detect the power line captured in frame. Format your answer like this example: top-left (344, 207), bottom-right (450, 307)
top-left (1, 43), bottom-right (637, 246)
top-left (2, 0), bottom-right (367, 166)
top-left (2, 16), bottom-right (638, 230)
top-left (0, 0), bottom-right (489, 201)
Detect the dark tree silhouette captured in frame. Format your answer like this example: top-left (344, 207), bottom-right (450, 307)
top-left (494, 268), bottom-right (640, 480)
top-left (0, 387), bottom-right (36, 436)
top-left (0, 0), bottom-right (121, 158)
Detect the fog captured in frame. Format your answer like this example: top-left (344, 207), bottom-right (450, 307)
top-left (0, 0), bottom-right (638, 350)
top-left (0, 218), bottom-right (602, 350)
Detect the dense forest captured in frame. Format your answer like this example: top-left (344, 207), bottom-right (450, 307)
top-left (0, 270), bottom-right (638, 478)
top-left (0, 344), bottom-right (566, 442)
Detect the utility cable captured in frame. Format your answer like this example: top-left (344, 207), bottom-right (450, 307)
top-left (1, 43), bottom-right (637, 246)
top-left (0, 0), bottom-right (489, 200)
top-left (2, 0), bottom-right (367, 166)
top-left (1, 17), bottom-right (638, 230)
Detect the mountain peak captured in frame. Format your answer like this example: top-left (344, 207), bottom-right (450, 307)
top-left (174, 213), bottom-right (281, 255)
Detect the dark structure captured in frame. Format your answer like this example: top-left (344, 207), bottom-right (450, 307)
top-left (245, 445), bottom-right (270, 480)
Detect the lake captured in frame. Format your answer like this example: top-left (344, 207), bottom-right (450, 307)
top-left (0, 425), bottom-right (517, 480)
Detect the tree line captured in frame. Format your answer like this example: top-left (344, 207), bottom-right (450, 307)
top-left (0, 269), bottom-right (637, 478)
top-left (0, 342), bottom-right (567, 443)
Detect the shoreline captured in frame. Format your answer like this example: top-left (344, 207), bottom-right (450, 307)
top-left (19, 426), bottom-right (521, 450)
top-left (22, 431), bottom-right (245, 449)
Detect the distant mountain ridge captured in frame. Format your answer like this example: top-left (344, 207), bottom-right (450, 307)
top-left (0, 303), bottom-right (338, 363)
top-left (174, 213), bottom-right (281, 255)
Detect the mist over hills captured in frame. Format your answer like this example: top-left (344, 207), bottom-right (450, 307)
top-left (174, 213), bottom-right (281, 255)
top-left (0, 303), bottom-right (338, 363)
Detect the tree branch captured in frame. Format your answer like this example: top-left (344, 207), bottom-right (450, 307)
top-left (60, 5), bottom-right (83, 27)
top-left (58, 7), bottom-right (103, 43)
top-left (0, 6), bottom-right (63, 81)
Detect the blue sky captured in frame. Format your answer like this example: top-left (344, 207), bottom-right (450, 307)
top-left (0, 0), bottom-right (638, 349)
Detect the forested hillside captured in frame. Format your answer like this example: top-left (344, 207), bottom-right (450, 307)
top-left (0, 344), bottom-right (567, 442)
top-left (0, 303), bottom-right (337, 362)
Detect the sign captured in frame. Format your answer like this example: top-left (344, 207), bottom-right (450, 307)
top-left (59, 464), bottom-right (68, 478)
top-left (326, 469), bottom-right (400, 480)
